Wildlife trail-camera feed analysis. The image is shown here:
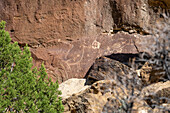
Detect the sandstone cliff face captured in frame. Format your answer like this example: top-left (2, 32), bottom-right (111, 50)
top-left (0, 0), bottom-right (169, 82)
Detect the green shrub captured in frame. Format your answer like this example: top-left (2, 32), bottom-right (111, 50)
top-left (0, 20), bottom-right (64, 113)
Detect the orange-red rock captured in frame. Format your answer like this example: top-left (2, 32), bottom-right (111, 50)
top-left (0, 0), bottom-right (168, 83)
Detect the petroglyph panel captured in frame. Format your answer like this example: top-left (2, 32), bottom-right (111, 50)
top-left (0, 0), bottom-right (164, 83)
top-left (31, 32), bottom-right (148, 83)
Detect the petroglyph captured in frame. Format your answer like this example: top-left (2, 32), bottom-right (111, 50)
top-left (54, 9), bottom-right (69, 20)
top-left (92, 40), bottom-right (101, 49)
top-left (0, 0), bottom-right (166, 84)
top-left (31, 32), bottom-right (147, 83)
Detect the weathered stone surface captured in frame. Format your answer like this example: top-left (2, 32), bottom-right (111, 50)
top-left (58, 78), bottom-right (89, 99)
top-left (0, 0), bottom-right (168, 82)
top-left (63, 80), bottom-right (130, 113)
top-left (1, 0), bottom-right (168, 46)
top-left (148, 0), bottom-right (170, 10)
top-left (138, 61), bottom-right (166, 85)
top-left (85, 56), bottom-right (134, 85)
top-left (62, 80), bottom-right (170, 113)
top-left (132, 81), bottom-right (170, 113)
top-left (31, 32), bottom-right (144, 83)
top-left (0, 0), bottom-right (162, 45)
top-left (140, 81), bottom-right (170, 100)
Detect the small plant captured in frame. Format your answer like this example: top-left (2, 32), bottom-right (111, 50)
top-left (0, 20), bottom-right (64, 113)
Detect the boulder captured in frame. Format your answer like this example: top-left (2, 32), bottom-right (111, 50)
top-left (140, 81), bottom-right (170, 103)
top-left (62, 80), bottom-right (131, 113)
top-left (85, 56), bottom-right (135, 85)
top-left (138, 61), bottom-right (166, 85)
top-left (62, 80), bottom-right (170, 113)
top-left (58, 78), bottom-right (89, 99)
top-left (132, 81), bottom-right (170, 113)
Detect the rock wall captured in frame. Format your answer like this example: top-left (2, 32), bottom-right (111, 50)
top-left (0, 0), bottom-right (169, 83)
